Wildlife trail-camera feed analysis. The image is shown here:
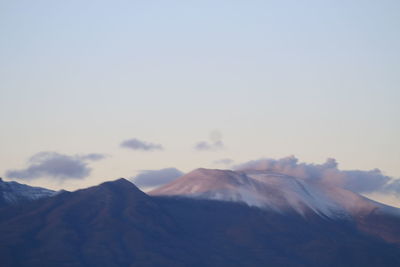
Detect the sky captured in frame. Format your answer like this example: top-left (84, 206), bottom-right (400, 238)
top-left (0, 1), bottom-right (399, 193)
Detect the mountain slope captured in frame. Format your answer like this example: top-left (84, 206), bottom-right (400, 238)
top-left (1, 178), bottom-right (400, 266)
top-left (150, 168), bottom-right (400, 219)
top-left (0, 178), bottom-right (55, 207)
top-left (154, 196), bottom-right (400, 266)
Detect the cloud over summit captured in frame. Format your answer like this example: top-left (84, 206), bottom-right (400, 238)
top-left (234, 156), bottom-right (396, 195)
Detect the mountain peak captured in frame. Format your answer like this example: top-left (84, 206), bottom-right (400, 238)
top-left (87, 177), bottom-right (146, 197)
top-left (149, 168), bottom-right (252, 197)
top-left (100, 177), bottom-right (133, 187)
top-left (150, 168), bottom-right (400, 219)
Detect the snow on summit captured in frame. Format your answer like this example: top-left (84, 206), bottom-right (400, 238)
top-left (150, 168), bottom-right (400, 219)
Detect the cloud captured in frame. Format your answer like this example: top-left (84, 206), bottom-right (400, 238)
top-left (213, 158), bottom-right (234, 166)
top-left (80, 153), bottom-right (107, 161)
top-left (234, 156), bottom-right (398, 195)
top-left (195, 140), bottom-right (224, 151)
top-left (194, 130), bottom-right (224, 151)
top-left (130, 168), bottom-right (183, 189)
top-left (120, 138), bottom-right (163, 151)
top-left (5, 152), bottom-right (106, 181)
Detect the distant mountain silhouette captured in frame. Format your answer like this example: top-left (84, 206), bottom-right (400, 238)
top-left (0, 176), bottom-right (400, 266)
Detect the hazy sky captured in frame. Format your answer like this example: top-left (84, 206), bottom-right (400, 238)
top-left (1, 0), bottom-right (399, 190)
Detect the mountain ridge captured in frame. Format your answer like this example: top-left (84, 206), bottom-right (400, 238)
top-left (1, 175), bottom-right (400, 266)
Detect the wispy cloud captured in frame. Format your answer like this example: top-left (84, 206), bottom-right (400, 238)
top-left (130, 168), bottom-right (183, 189)
top-left (5, 152), bottom-right (107, 181)
top-left (120, 138), bottom-right (163, 151)
top-left (194, 130), bottom-right (225, 151)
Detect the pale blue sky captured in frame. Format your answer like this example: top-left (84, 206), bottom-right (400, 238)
top-left (1, 0), bottom-right (399, 190)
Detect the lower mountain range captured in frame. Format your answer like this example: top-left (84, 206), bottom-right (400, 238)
top-left (1, 168), bottom-right (400, 267)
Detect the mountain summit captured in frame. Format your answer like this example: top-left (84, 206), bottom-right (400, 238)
top-left (150, 168), bottom-right (400, 219)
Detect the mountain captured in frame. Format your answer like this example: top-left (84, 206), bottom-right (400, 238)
top-left (150, 168), bottom-right (400, 219)
top-left (1, 176), bottom-right (400, 266)
top-left (151, 168), bottom-right (400, 246)
top-left (0, 178), bottom-right (186, 267)
top-left (0, 177), bottom-right (55, 207)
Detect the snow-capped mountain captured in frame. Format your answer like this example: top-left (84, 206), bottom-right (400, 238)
top-left (0, 177), bottom-right (55, 206)
top-left (150, 168), bottom-right (400, 219)
top-left (1, 178), bottom-right (400, 266)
